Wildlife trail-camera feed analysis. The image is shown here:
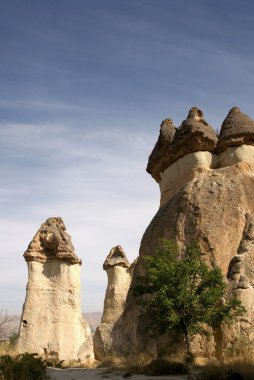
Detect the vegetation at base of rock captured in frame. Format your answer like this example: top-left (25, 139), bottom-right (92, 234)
top-left (0, 341), bottom-right (16, 358)
top-left (98, 353), bottom-right (188, 376)
top-left (8, 333), bottom-right (19, 347)
top-left (142, 358), bottom-right (188, 375)
top-left (0, 353), bottom-right (48, 380)
top-left (133, 239), bottom-right (245, 353)
top-left (196, 361), bottom-right (254, 380)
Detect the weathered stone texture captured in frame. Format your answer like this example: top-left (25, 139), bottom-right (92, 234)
top-left (113, 163), bottom-right (254, 358)
top-left (217, 107), bottom-right (254, 152)
top-left (24, 217), bottom-right (81, 264)
top-left (17, 217), bottom-right (94, 362)
top-left (93, 246), bottom-right (136, 360)
top-left (147, 119), bottom-right (177, 182)
top-left (147, 107), bottom-right (218, 181)
top-left (112, 107), bottom-right (254, 359)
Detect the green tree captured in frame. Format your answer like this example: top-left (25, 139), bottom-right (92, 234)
top-left (133, 240), bottom-right (245, 354)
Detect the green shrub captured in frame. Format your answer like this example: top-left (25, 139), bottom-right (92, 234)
top-left (0, 353), bottom-right (47, 380)
top-left (133, 239), bottom-right (245, 355)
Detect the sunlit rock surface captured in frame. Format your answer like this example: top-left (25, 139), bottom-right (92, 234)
top-left (17, 217), bottom-right (94, 362)
top-left (93, 246), bottom-right (136, 360)
top-left (112, 107), bottom-right (254, 359)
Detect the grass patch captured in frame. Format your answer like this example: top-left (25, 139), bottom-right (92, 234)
top-left (65, 358), bottom-right (99, 368)
top-left (98, 353), bottom-right (151, 371)
top-left (99, 354), bottom-right (189, 376)
top-left (143, 358), bottom-right (188, 376)
top-left (0, 353), bottom-right (48, 380)
top-left (196, 361), bottom-right (254, 380)
top-left (0, 341), bottom-right (16, 357)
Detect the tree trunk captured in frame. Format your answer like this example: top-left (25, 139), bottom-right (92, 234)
top-left (183, 327), bottom-right (191, 354)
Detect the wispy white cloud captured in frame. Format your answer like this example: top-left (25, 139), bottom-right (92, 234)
top-left (1, 0), bottom-right (254, 316)
top-left (0, 100), bottom-right (86, 112)
top-left (0, 121), bottom-right (158, 313)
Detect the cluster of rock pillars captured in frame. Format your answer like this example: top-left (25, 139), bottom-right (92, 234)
top-left (17, 106), bottom-right (254, 362)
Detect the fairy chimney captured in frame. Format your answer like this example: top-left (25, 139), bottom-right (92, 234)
top-left (93, 245), bottom-right (136, 360)
top-left (17, 217), bottom-right (94, 363)
top-left (111, 107), bottom-right (254, 361)
top-left (147, 108), bottom-right (218, 206)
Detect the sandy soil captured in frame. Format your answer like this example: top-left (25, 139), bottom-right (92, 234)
top-left (47, 367), bottom-right (189, 380)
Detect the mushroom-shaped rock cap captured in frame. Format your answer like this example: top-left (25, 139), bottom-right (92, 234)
top-left (216, 107), bottom-right (254, 152)
top-left (170, 107), bottom-right (217, 162)
top-left (147, 107), bottom-right (217, 181)
top-left (24, 217), bottom-right (82, 265)
top-left (146, 118), bottom-right (177, 181)
top-left (103, 245), bottom-right (130, 270)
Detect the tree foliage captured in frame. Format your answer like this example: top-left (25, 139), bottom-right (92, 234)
top-left (133, 240), bottom-right (245, 352)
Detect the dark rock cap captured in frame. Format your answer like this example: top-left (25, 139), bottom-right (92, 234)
top-left (216, 107), bottom-right (254, 152)
top-left (103, 245), bottom-right (130, 270)
top-left (24, 217), bottom-right (82, 265)
top-left (147, 107), bottom-right (217, 181)
top-left (146, 118), bottom-right (177, 181)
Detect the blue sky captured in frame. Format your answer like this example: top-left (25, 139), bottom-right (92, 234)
top-left (1, 0), bottom-right (254, 313)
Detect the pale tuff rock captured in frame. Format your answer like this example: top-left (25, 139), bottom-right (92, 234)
top-left (102, 246), bottom-right (132, 324)
top-left (93, 246), bottom-right (136, 360)
top-left (159, 151), bottom-right (216, 207)
top-left (112, 108), bottom-right (254, 360)
top-left (218, 145), bottom-right (254, 168)
top-left (17, 217), bottom-right (94, 362)
top-left (159, 144), bottom-right (254, 207)
top-left (113, 164), bottom-right (254, 358)
top-left (217, 107), bottom-right (254, 152)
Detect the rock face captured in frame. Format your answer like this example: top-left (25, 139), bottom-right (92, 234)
top-left (17, 217), bottom-right (94, 362)
top-left (112, 107), bottom-right (254, 359)
top-left (93, 246), bottom-right (135, 360)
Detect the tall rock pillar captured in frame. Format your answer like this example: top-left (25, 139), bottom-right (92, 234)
top-left (112, 107), bottom-right (254, 359)
top-left (17, 217), bottom-right (94, 362)
top-left (93, 245), bottom-right (135, 360)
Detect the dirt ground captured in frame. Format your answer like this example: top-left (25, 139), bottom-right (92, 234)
top-left (47, 367), bottom-right (190, 380)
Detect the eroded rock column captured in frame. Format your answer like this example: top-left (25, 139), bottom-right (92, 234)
top-left (147, 107), bottom-right (218, 207)
top-left (17, 217), bottom-right (94, 363)
top-left (93, 245), bottom-right (136, 360)
top-left (112, 106), bottom-right (254, 360)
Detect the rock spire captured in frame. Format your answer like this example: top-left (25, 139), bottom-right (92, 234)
top-left (93, 246), bottom-right (136, 360)
top-left (17, 217), bottom-right (94, 363)
top-left (111, 106), bottom-right (254, 361)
